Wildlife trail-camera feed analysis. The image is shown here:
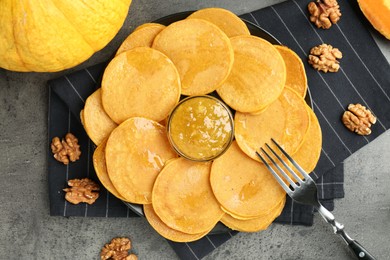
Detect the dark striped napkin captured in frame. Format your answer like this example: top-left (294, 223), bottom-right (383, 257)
top-left (47, 0), bottom-right (390, 259)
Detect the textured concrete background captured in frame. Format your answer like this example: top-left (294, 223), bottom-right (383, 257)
top-left (0, 0), bottom-right (389, 259)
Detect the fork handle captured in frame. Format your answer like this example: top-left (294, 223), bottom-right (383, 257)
top-left (317, 206), bottom-right (376, 260)
top-left (347, 239), bottom-right (376, 260)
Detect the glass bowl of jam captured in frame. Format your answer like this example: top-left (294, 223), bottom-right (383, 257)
top-left (167, 95), bottom-right (234, 161)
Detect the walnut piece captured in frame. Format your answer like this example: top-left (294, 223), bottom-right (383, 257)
top-left (63, 178), bottom-right (100, 204)
top-left (342, 103), bottom-right (376, 135)
top-left (308, 0), bottom-right (341, 29)
top-left (51, 133), bottom-right (81, 165)
top-left (308, 44), bottom-right (342, 73)
top-left (101, 237), bottom-right (138, 260)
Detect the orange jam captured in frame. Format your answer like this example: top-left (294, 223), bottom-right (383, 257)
top-left (167, 95), bottom-right (234, 161)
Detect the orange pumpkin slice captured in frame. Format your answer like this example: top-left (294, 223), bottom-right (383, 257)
top-left (221, 197), bottom-right (286, 232)
top-left (83, 88), bottom-right (118, 146)
top-left (144, 204), bottom-right (210, 242)
top-left (275, 45), bottom-right (307, 98)
top-left (93, 138), bottom-right (127, 201)
top-left (116, 23), bottom-right (165, 55)
top-left (235, 87), bottom-right (310, 162)
top-left (210, 141), bottom-right (286, 219)
top-left (152, 18), bottom-right (234, 95)
top-left (152, 158), bottom-right (224, 234)
top-left (101, 47), bottom-right (181, 124)
top-left (358, 0), bottom-right (390, 40)
top-left (217, 35), bottom-right (286, 113)
top-left (186, 8), bottom-right (250, 37)
top-left (105, 117), bottom-right (177, 204)
top-left (293, 105), bottom-right (322, 174)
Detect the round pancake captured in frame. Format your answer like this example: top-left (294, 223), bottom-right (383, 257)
top-left (217, 35), bottom-right (286, 113)
top-left (152, 18), bottom-right (234, 95)
top-left (275, 45), bottom-right (307, 98)
top-left (93, 138), bottom-right (127, 201)
top-left (105, 117), bottom-right (177, 204)
top-left (143, 204), bottom-right (210, 242)
top-left (101, 47), bottom-right (181, 124)
top-left (83, 88), bottom-right (118, 146)
top-left (221, 197), bottom-right (286, 232)
top-left (210, 141), bottom-right (286, 218)
top-left (187, 8), bottom-right (250, 37)
top-left (152, 158), bottom-right (224, 234)
top-left (235, 87), bottom-right (310, 162)
top-left (293, 105), bottom-right (322, 174)
top-left (116, 23), bottom-right (165, 55)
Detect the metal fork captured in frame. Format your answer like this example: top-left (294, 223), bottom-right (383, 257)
top-left (256, 139), bottom-right (376, 260)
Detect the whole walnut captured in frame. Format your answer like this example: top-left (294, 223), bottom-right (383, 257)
top-left (63, 178), bottom-right (100, 205)
top-left (342, 103), bottom-right (376, 136)
top-left (308, 0), bottom-right (341, 29)
top-left (51, 133), bottom-right (81, 164)
top-left (101, 237), bottom-right (138, 260)
top-left (308, 44), bottom-right (342, 73)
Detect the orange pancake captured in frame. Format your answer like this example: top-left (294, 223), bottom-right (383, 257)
top-left (83, 88), bottom-right (118, 146)
top-left (152, 158), bottom-right (224, 234)
top-left (116, 23), bottom-right (165, 55)
top-left (101, 47), bottom-right (181, 124)
top-left (275, 45), bottom-right (307, 98)
top-left (187, 8), bottom-right (250, 37)
top-left (105, 117), bottom-right (177, 204)
top-left (221, 197), bottom-right (286, 232)
top-left (210, 141), bottom-right (286, 218)
top-left (235, 87), bottom-right (310, 162)
top-left (93, 138), bottom-right (127, 201)
top-left (217, 35), bottom-right (286, 113)
top-left (143, 204), bottom-right (210, 242)
top-left (293, 105), bottom-right (322, 173)
top-left (152, 18), bottom-right (234, 95)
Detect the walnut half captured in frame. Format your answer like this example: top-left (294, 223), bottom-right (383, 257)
top-left (342, 103), bottom-right (376, 135)
top-left (308, 44), bottom-right (342, 73)
top-left (100, 237), bottom-right (138, 260)
top-left (51, 133), bottom-right (81, 165)
top-left (308, 0), bottom-right (341, 29)
top-left (63, 178), bottom-right (100, 205)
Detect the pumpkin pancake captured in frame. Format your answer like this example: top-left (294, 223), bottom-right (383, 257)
top-left (219, 201), bottom-right (282, 220)
top-left (235, 87), bottom-right (310, 162)
top-left (186, 8), bottom-right (250, 37)
top-left (210, 141), bottom-right (286, 218)
top-left (152, 158), bottom-right (224, 234)
top-left (143, 204), bottom-right (210, 242)
top-left (293, 105), bottom-right (322, 174)
top-left (152, 18), bottom-right (234, 95)
top-left (101, 47), bottom-right (181, 124)
top-left (105, 117), bottom-right (177, 204)
top-left (221, 197), bottom-right (286, 232)
top-left (275, 45), bottom-right (307, 98)
top-left (93, 138), bottom-right (127, 201)
top-left (83, 89), bottom-right (118, 146)
top-left (217, 35), bottom-right (286, 113)
top-left (116, 23), bottom-right (165, 55)
top-left (80, 109), bottom-right (85, 127)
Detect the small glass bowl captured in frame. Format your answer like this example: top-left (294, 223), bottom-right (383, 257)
top-left (167, 95), bottom-right (234, 162)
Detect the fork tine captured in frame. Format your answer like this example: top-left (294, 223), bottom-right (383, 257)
top-left (265, 143), bottom-right (303, 184)
top-left (256, 151), bottom-right (292, 195)
top-left (260, 146), bottom-right (299, 189)
top-left (271, 138), bottom-right (312, 181)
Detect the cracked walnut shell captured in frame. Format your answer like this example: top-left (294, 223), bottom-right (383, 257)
top-left (308, 0), bottom-right (341, 29)
top-left (63, 178), bottom-right (100, 205)
top-left (51, 133), bottom-right (81, 164)
top-left (100, 237), bottom-right (138, 260)
top-left (308, 44), bottom-right (342, 73)
top-left (342, 103), bottom-right (376, 135)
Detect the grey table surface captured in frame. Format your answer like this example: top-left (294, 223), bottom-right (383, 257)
top-left (1, 0), bottom-right (389, 259)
